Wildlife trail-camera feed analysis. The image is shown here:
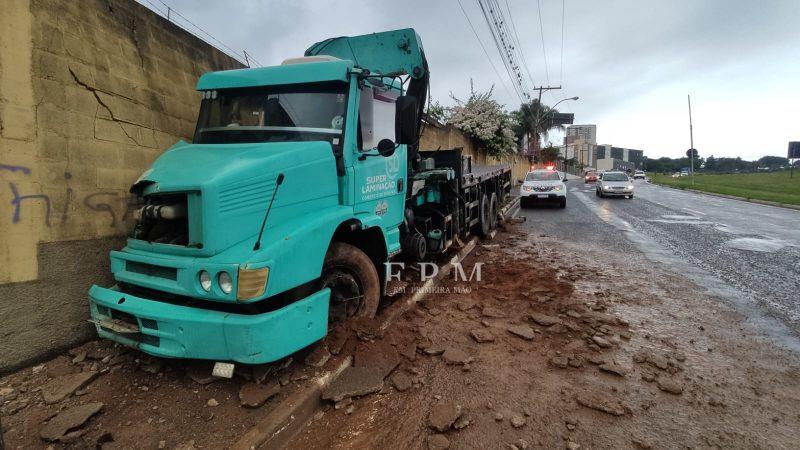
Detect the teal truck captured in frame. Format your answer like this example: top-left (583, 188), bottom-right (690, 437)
top-left (88, 29), bottom-right (511, 365)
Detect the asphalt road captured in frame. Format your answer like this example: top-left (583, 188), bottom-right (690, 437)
top-left (516, 179), bottom-right (800, 346)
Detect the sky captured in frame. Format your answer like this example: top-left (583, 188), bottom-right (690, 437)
top-left (137, 0), bottom-right (800, 160)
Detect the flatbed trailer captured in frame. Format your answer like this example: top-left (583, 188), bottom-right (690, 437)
top-left (402, 149), bottom-right (511, 259)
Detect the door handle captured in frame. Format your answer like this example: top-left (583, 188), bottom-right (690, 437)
top-left (397, 179), bottom-right (404, 192)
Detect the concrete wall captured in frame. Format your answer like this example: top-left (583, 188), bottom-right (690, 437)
top-left (0, 0), bottom-right (243, 372)
top-left (420, 124), bottom-right (531, 183)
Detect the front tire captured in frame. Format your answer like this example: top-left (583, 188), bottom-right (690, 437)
top-left (559, 198), bottom-right (566, 208)
top-left (321, 242), bottom-right (380, 323)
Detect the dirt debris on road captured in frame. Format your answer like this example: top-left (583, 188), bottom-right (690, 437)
top-left (289, 228), bottom-right (800, 449)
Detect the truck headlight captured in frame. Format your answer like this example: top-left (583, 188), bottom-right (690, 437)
top-left (554, 185), bottom-right (563, 191)
top-left (604, 185), bottom-right (613, 190)
top-left (218, 271), bottom-right (233, 294)
top-left (237, 267), bottom-right (269, 301)
top-left (627, 185), bottom-right (634, 189)
top-left (199, 270), bottom-right (212, 292)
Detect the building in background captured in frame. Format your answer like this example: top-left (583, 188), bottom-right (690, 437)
top-left (565, 124), bottom-right (597, 145)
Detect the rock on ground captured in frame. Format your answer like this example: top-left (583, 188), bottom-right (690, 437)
top-left (239, 381), bottom-right (281, 408)
top-left (592, 336), bottom-right (612, 348)
top-left (305, 344), bottom-right (331, 368)
top-left (322, 367), bottom-right (385, 402)
top-left (599, 362), bottom-right (629, 377)
top-left (657, 378), bottom-right (684, 395)
top-left (427, 433), bottom-right (450, 450)
top-left (442, 347), bottom-right (471, 365)
top-left (507, 325), bottom-right (536, 340)
top-left (575, 392), bottom-right (628, 416)
top-left (40, 402), bottom-right (104, 441)
top-left (41, 371), bottom-right (99, 404)
top-left (354, 340), bottom-right (400, 378)
top-left (391, 371), bottom-right (412, 392)
top-left (428, 403), bottom-right (462, 432)
top-left (529, 313), bottom-right (561, 326)
top-left (470, 329), bottom-right (495, 343)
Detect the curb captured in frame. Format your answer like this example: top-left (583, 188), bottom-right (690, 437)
top-left (649, 181), bottom-right (800, 211)
top-left (233, 198), bottom-right (515, 449)
top-left (231, 356), bottom-right (352, 450)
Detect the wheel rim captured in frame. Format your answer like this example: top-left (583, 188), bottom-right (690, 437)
top-left (321, 269), bottom-right (364, 323)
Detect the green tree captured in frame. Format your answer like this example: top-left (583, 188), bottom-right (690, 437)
top-left (540, 146), bottom-right (561, 163)
top-left (512, 100), bottom-right (563, 155)
top-left (426, 99), bottom-right (448, 124)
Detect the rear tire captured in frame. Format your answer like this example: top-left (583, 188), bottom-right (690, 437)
top-left (489, 192), bottom-right (499, 230)
top-left (479, 193), bottom-right (491, 237)
top-left (321, 242), bottom-right (380, 323)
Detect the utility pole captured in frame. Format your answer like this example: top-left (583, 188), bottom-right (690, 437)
top-left (688, 94), bottom-right (695, 186)
top-left (531, 85), bottom-right (562, 162)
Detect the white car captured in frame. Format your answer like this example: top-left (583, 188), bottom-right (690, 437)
top-left (520, 169), bottom-right (567, 208)
top-left (633, 170), bottom-right (645, 180)
top-left (596, 171), bottom-right (634, 198)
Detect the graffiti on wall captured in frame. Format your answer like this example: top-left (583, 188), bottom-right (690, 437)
top-left (1, 163), bottom-right (139, 230)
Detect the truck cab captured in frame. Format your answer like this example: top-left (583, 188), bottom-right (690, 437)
top-left (88, 29), bottom-right (509, 366)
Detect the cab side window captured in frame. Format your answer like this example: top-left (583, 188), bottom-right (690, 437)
top-left (358, 84), bottom-right (398, 151)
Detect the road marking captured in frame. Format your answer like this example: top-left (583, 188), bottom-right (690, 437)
top-left (682, 207), bottom-right (706, 216)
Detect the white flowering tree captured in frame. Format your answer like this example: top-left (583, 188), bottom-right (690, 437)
top-left (447, 83), bottom-right (518, 158)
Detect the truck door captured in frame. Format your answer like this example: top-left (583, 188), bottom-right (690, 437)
top-left (353, 86), bottom-right (406, 254)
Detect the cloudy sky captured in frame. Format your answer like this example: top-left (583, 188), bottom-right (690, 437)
top-left (138, 0), bottom-right (800, 160)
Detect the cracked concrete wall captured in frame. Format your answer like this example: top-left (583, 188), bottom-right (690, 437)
top-left (0, 0), bottom-right (243, 372)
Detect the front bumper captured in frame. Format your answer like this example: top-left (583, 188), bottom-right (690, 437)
top-left (520, 190), bottom-right (566, 199)
top-left (88, 284), bottom-right (330, 364)
top-left (601, 189), bottom-right (633, 196)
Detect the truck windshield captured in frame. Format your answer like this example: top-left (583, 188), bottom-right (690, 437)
top-left (193, 83), bottom-right (347, 145)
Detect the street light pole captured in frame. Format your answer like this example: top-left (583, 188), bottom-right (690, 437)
top-left (688, 94), bottom-right (695, 186)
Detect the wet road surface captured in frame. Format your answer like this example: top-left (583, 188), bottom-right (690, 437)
top-left (517, 179), bottom-right (800, 344)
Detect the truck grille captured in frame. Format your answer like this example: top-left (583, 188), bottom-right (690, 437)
top-left (533, 186), bottom-right (554, 192)
top-left (126, 261), bottom-right (177, 280)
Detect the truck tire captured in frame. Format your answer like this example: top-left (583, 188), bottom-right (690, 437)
top-left (478, 193), bottom-right (491, 237)
top-left (489, 192), bottom-right (499, 230)
top-left (321, 242), bottom-right (380, 322)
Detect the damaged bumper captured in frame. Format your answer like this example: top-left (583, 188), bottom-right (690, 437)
top-left (88, 284), bottom-right (330, 364)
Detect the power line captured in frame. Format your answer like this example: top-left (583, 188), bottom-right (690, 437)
top-left (560, 0), bottom-right (565, 84)
top-left (477, 0), bottom-right (525, 102)
top-left (455, 0), bottom-right (516, 103)
top-left (477, 0), bottom-right (532, 103)
top-left (503, 0), bottom-right (537, 92)
top-left (536, 0), bottom-right (551, 87)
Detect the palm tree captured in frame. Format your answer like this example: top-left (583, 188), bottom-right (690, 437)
top-left (512, 100), bottom-right (564, 158)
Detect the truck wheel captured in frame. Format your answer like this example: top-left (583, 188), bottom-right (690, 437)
top-left (559, 198), bottom-right (566, 208)
top-left (321, 242), bottom-right (380, 322)
top-left (489, 192), bottom-right (499, 230)
top-left (479, 193), bottom-right (491, 237)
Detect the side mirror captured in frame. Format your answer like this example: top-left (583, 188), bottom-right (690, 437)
top-left (517, 178), bottom-right (523, 184)
top-left (377, 138), bottom-right (396, 157)
top-left (395, 96), bottom-right (418, 145)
